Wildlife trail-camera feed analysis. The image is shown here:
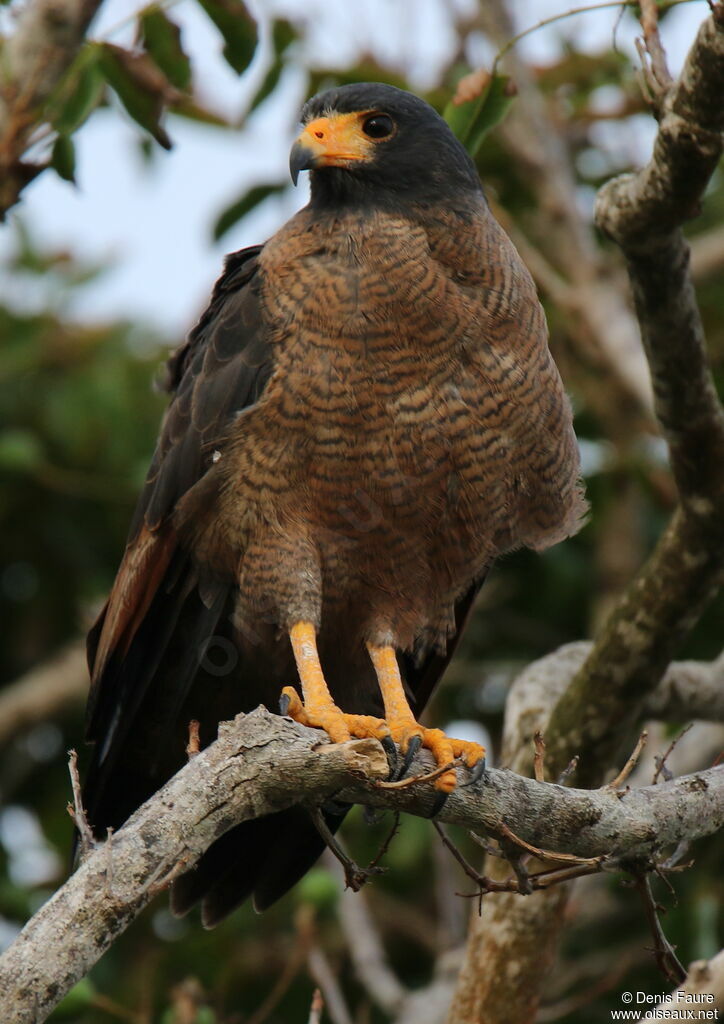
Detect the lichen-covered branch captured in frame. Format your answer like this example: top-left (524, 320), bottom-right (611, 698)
top-left (545, 6), bottom-right (724, 785)
top-left (504, 641), bottom-right (724, 773)
top-left (0, 708), bottom-right (721, 1024)
top-left (0, 0), bottom-right (103, 215)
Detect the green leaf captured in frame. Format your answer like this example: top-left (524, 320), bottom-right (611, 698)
top-left (196, 0), bottom-right (257, 75)
top-left (248, 18), bottom-right (296, 111)
top-left (444, 71), bottom-right (516, 158)
top-left (141, 8), bottom-right (192, 91)
top-left (50, 135), bottom-right (76, 183)
top-left (213, 182), bottom-right (285, 241)
top-left (52, 48), bottom-right (106, 135)
top-left (98, 43), bottom-right (172, 150)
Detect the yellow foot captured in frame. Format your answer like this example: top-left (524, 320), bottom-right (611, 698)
top-left (386, 721), bottom-right (486, 792)
top-left (280, 686), bottom-right (391, 745)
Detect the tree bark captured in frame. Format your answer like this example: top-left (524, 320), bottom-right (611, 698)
top-left (0, 707), bottom-right (721, 1023)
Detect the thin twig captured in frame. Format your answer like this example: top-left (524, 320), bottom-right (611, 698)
top-left (639, 0), bottom-right (673, 96)
top-left (557, 756), bottom-right (579, 786)
top-left (145, 857), bottom-right (190, 898)
top-left (434, 824), bottom-right (485, 886)
top-left (186, 719), bottom-right (201, 759)
top-left (246, 937), bottom-right (306, 1024)
top-left (468, 831), bottom-right (502, 859)
top-left (374, 760), bottom-right (457, 790)
top-left (658, 841), bottom-right (692, 872)
top-left (309, 808), bottom-right (383, 892)
top-left (492, 0), bottom-right (697, 73)
top-left (652, 724), bottom-right (693, 784)
top-left (498, 822), bottom-right (606, 868)
top-left (606, 731), bottom-right (648, 792)
top-left (634, 873), bottom-right (687, 986)
top-left (307, 989), bottom-right (324, 1024)
top-left (367, 812), bottom-right (401, 872)
top-left (307, 943), bottom-right (354, 1024)
top-left (67, 749), bottom-right (95, 860)
top-left (534, 731), bottom-right (546, 783)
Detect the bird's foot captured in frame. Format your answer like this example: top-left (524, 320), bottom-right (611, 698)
top-left (279, 688), bottom-right (485, 794)
top-left (280, 686), bottom-right (391, 746)
top-left (386, 719), bottom-right (485, 793)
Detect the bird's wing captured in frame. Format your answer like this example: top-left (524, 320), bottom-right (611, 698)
top-left (84, 244), bottom-right (273, 822)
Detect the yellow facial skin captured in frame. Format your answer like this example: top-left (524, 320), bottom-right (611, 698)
top-left (289, 110), bottom-right (395, 182)
top-left (296, 112), bottom-right (376, 166)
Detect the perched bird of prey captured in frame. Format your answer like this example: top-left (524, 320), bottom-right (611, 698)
top-left (83, 82), bottom-right (585, 926)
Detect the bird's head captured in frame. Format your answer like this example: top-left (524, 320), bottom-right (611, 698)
top-left (290, 83), bottom-right (482, 209)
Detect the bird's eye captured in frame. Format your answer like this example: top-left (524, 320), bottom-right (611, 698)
top-left (362, 114), bottom-right (394, 139)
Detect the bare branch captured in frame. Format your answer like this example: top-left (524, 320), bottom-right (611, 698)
top-left (0, 709), bottom-right (721, 1023)
top-left (0, 641), bottom-right (86, 745)
top-left (338, 878), bottom-right (407, 1016)
top-left (306, 943), bottom-right (353, 1024)
top-left (645, 653), bottom-right (724, 722)
top-left (504, 642), bottom-right (724, 777)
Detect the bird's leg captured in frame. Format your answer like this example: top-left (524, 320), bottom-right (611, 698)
top-left (281, 621), bottom-right (391, 746)
top-left (367, 643), bottom-right (485, 793)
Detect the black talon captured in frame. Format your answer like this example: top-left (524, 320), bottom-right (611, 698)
top-left (279, 692), bottom-right (291, 716)
top-left (462, 756), bottom-right (487, 788)
top-left (381, 734), bottom-right (399, 776)
top-left (395, 734), bottom-right (422, 781)
top-left (427, 790), bottom-right (449, 818)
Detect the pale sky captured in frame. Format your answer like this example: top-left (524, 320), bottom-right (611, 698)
top-left (0, 0), bottom-right (706, 339)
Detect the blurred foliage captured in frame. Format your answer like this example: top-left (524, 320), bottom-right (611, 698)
top-left (0, 2), bottom-right (722, 1023)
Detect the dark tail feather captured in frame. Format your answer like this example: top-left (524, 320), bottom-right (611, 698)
top-left (82, 570), bottom-right (228, 841)
top-left (171, 806), bottom-right (347, 926)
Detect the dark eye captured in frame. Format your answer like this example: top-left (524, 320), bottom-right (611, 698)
top-left (362, 114), bottom-right (394, 139)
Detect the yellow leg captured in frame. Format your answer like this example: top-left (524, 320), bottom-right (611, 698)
top-left (367, 643), bottom-right (485, 793)
top-left (282, 622), bottom-right (389, 744)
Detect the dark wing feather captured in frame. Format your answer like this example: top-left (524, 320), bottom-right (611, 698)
top-left (83, 244), bottom-right (273, 830)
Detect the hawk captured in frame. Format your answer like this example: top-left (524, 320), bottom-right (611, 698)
top-left (83, 83), bottom-right (585, 926)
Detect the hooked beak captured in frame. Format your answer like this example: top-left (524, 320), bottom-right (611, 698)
top-left (289, 139), bottom-right (316, 186)
top-left (289, 113), bottom-right (373, 186)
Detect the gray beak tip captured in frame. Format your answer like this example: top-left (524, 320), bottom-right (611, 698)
top-left (289, 140), bottom-right (314, 187)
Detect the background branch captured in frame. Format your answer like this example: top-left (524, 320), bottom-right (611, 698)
top-left (0, 641), bottom-right (86, 745)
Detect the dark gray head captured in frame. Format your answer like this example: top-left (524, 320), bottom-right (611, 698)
top-left (289, 83), bottom-right (482, 210)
